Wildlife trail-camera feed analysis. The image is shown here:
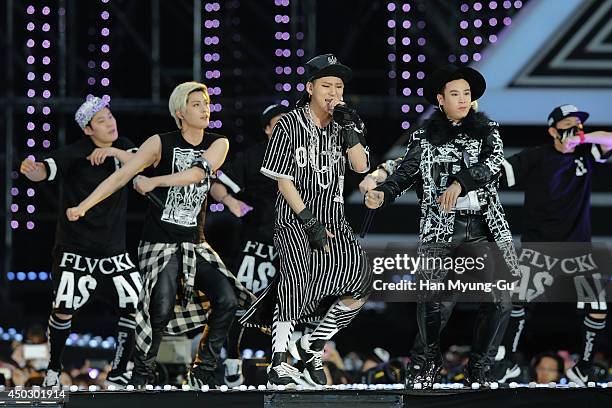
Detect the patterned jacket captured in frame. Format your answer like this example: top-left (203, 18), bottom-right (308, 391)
top-left (376, 110), bottom-right (520, 275)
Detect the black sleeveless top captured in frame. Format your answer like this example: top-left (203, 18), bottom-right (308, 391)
top-left (141, 130), bottom-right (227, 243)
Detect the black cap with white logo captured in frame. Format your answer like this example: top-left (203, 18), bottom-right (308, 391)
top-left (547, 105), bottom-right (590, 127)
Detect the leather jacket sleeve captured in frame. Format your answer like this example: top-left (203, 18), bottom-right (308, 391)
top-left (452, 122), bottom-right (504, 194)
top-left (374, 136), bottom-right (422, 206)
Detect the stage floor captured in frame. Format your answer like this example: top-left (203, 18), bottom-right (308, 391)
top-left (4, 385), bottom-right (610, 408)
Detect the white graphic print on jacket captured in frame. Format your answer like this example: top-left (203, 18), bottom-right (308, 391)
top-left (161, 147), bottom-right (210, 227)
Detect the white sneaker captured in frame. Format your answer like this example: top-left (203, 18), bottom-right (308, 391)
top-left (43, 369), bottom-right (60, 387)
top-left (223, 358), bottom-right (244, 387)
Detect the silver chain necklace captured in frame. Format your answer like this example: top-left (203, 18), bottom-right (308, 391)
top-left (304, 106), bottom-right (342, 189)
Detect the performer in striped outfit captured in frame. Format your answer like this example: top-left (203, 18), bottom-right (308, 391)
top-left (240, 54), bottom-right (372, 388)
top-left (209, 103), bottom-right (290, 386)
top-left (66, 82), bottom-right (255, 389)
top-left (19, 96), bottom-right (140, 388)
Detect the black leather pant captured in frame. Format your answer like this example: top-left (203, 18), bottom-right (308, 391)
top-left (416, 214), bottom-right (511, 369)
top-left (133, 253), bottom-right (238, 378)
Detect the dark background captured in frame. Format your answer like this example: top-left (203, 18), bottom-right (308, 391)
top-left (1, 0), bottom-right (610, 362)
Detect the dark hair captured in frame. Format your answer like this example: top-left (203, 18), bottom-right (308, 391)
top-left (530, 352), bottom-right (564, 381)
top-left (26, 324), bottom-right (47, 343)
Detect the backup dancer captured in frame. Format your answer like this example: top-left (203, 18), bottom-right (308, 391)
top-left (492, 105), bottom-right (612, 385)
top-left (240, 54), bottom-right (372, 388)
top-left (65, 82), bottom-right (255, 388)
top-left (20, 96), bottom-right (140, 388)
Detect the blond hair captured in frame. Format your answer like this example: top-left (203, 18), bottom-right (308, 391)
top-left (169, 81), bottom-right (209, 129)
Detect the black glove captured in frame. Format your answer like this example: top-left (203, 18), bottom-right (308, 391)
top-left (332, 104), bottom-right (360, 127)
top-left (334, 105), bottom-right (366, 152)
top-left (296, 208), bottom-right (327, 250)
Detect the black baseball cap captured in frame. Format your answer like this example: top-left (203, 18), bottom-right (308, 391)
top-left (296, 54), bottom-right (352, 107)
top-left (260, 104), bottom-right (290, 128)
top-left (547, 104), bottom-right (590, 127)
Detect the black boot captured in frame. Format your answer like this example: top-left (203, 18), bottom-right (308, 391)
top-left (463, 362), bottom-right (489, 387)
top-left (186, 364), bottom-right (219, 389)
top-left (407, 355), bottom-right (443, 389)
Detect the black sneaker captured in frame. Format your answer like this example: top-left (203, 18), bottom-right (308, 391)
top-left (105, 370), bottom-right (131, 389)
top-left (267, 352), bottom-right (303, 389)
top-left (407, 356), bottom-right (443, 389)
top-left (489, 358), bottom-right (521, 383)
top-left (566, 362), bottom-right (595, 387)
top-left (186, 365), bottom-right (219, 389)
top-left (296, 336), bottom-right (327, 386)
